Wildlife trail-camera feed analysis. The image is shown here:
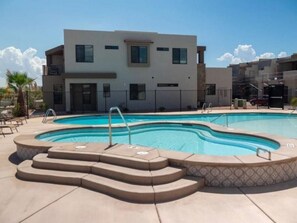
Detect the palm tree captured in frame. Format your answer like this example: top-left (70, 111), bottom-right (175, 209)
top-left (6, 70), bottom-right (35, 117)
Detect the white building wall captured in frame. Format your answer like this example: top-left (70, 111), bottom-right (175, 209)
top-left (205, 67), bottom-right (232, 106)
top-left (63, 30), bottom-right (197, 112)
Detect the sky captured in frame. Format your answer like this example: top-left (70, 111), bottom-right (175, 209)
top-left (0, 0), bottom-right (296, 86)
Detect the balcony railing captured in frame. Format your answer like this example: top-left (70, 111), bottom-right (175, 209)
top-left (44, 65), bottom-right (64, 76)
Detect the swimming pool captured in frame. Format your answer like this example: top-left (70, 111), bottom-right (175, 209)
top-left (55, 113), bottom-right (297, 138)
top-left (37, 123), bottom-right (279, 156)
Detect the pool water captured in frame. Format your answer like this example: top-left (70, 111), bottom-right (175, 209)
top-left (37, 124), bottom-right (279, 156)
top-left (55, 113), bottom-right (297, 138)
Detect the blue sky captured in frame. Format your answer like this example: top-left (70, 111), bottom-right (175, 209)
top-left (0, 0), bottom-right (296, 86)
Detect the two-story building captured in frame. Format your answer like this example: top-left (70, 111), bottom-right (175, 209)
top-left (43, 29), bottom-right (198, 113)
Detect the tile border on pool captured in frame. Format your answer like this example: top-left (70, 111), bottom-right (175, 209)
top-left (13, 121), bottom-right (297, 187)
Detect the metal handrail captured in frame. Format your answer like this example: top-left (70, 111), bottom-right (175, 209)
top-left (256, 147), bottom-right (271, 160)
top-left (108, 107), bottom-right (131, 146)
top-left (210, 113), bottom-right (228, 127)
top-left (201, 102), bottom-right (207, 113)
top-left (290, 107), bottom-right (297, 114)
top-left (42, 108), bottom-right (57, 123)
top-left (207, 103), bottom-right (212, 113)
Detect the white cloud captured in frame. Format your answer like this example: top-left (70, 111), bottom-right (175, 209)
top-left (217, 45), bottom-right (288, 65)
top-left (255, 52), bottom-right (275, 61)
top-left (0, 46), bottom-right (46, 87)
top-left (278, 51), bottom-right (288, 58)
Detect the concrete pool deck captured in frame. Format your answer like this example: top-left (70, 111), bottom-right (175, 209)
top-left (1, 109), bottom-right (297, 222)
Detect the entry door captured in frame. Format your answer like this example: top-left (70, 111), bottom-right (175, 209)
top-left (70, 84), bottom-right (97, 113)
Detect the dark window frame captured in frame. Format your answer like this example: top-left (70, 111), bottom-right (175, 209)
top-left (82, 84), bottom-right (91, 104)
top-left (76, 45), bottom-right (94, 63)
top-left (129, 84), bottom-right (146, 100)
top-left (206, 84), bottom-right (216, 95)
top-left (131, 46), bottom-right (148, 64)
top-left (157, 47), bottom-right (169, 51)
top-left (105, 45), bottom-right (119, 50)
top-left (172, 48), bottom-right (187, 64)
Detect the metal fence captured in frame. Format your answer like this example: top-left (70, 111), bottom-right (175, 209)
top-left (42, 89), bottom-right (233, 113)
top-left (1, 88), bottom-right (297, 115)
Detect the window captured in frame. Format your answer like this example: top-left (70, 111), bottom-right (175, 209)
top-left (76, 45), bottom-right (93, 62)
top-left (157, 47), bottom-right (169, 51)
top-left (157, 83), bottom-right (178, 87)
top-left (130, 84), bottom-right (146, 100)
top-left (131, 46), bottom-right (148, 63)
top-left (172, 48), bottom-right (187, 64)
top-left (105, 45), bottom-right (119, 50)
top-left (103, 83), bottom-right (110, 97)
top-left (53, 85), bottom-right (63, 104)
top-left (206, 84), bottom-right (216, 95)
top-left (82, 84), bottom-right (91, 104)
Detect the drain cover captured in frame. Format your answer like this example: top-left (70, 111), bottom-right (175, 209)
top-left (136, 151), bottom-right (149, 155)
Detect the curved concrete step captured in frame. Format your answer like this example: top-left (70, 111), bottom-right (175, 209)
top-left (33, 153), bottom-right (97, 173)
top-left (17, 160), bottom-right (204, 203)
top-left (48, 148), bottom-right (100, 161)
top-left (92, 162), bottom-right (186, 185)
top-left (100, 153), bottom-right (168, 170)
top-left (17, 160), bottom-right (87, 186)
top-left (82, 174), bottom-right (203, 203)
top-left (48, 148), bottom-right (168, 170)
top-left (154, 176), bottom-right (204, 203)
top-left (82, 174), bottom-right (155, 203)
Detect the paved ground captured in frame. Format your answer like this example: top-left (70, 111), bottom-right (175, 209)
top-left (1, 110), bottom-right (297, 223)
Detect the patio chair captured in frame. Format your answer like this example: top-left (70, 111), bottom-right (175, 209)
top-left (0, 110), bottom-right (27, 126)
top-left (0, 124), bottom-right (18, 134)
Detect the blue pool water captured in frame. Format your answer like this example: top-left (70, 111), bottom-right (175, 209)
top-left (37, 123), bottom-right (279, 156)
top-left (55, 113), bottom-right (297, 138)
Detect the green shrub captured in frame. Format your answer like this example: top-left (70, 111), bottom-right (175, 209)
top-left (291, 97), bottom-right (297, 108)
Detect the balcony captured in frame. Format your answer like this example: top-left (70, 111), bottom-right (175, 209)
top-left (44, 65), bottom-right (64, 76)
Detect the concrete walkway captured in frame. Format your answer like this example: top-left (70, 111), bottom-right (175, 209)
top-left (1, 114), bottom-right (297, 223)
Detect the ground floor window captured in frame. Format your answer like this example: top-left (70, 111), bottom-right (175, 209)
top-left (130, 84), bottom-right (146, 100)
top-left (206, 84), bottom-right (216, 95)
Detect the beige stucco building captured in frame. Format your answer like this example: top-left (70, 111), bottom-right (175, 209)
top-left (43, 29), bottom-right (199, 112)
top-left (205, 68), bottom-right (232, 106)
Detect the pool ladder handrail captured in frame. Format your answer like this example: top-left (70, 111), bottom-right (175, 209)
top-left (42, 108), bottom-right (57, 123)
top-left (256, 147), bottom-right (271, 160)
top-left (201, 103), bottom-right (212, 113)
top-left (210, 113), bottom-right (229, 127)
top-left (108, 107), bottom-right (131, 146)
top-left (289, 107), bottom-right (297, 114)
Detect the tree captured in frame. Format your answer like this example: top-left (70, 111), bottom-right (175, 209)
top-left (6, 70), bottom-right (35, 117)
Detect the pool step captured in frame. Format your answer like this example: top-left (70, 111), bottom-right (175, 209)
top-left (32, 154), bottom-right (186, 185)
top-left (17, 160), bottom-right (203, 203)
top-left (17, 160), bottom-right (87, 186)
top-left (33, 153), bottom-right (96, 173)
top-left (48, 147), bottom-right (168, 170)
top-left (82, 174), bottom-right (203, 203)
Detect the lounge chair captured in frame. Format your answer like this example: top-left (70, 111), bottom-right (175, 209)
top-left (0, 110), bottom-right (27, 126)
top-left (0, 124), bottom-right (18, 135)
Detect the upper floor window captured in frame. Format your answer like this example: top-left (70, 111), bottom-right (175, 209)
top-left (157, 47), bottom-right (169, 51)
top-left (76, 45), bottom-right (93, 63)
top-left (172, 48), bottom-right (187, 64)
top-left (131, 46), bottom-right (148, 63)
top-left (105, 45), bottom-right (119, 50)
top-left (125, 40), bottom-right (152, 67)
